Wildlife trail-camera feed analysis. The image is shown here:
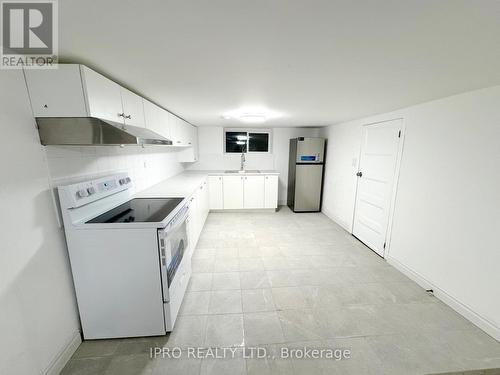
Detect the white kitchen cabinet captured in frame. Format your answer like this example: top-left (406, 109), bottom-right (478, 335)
top-left (143, 100), bottom-right (171, 139)
top-left (213, 174), bottom-right (278, 211)
top-left (243, 176), bottom-right (265, 209)
top-left (186, 192), bottom-right (199, 258)
top-left (171, 116), bottom-right (197, 147)
top-left (199, 180), bottom-right (209, 224)
top-left (170, 116), bottom-right (185, 146)
top-left (80, 66), bottom-right (124, 124)
top-left (120, 88), bottom-right (146, 128)
top-left (177, 124), bottom-right (199, 162)
top-left (223, 176), bottom-right (244, 209)
top-left (264, 175), bottom-right (279, 209)
top-left (24, 64), bottom-right (88, 117)
top-left (208, 176), bottom-right (224, 209)
top-left (186, 179), bottom-right (209, 258)
top-left (25, 64), bottom-right (147, 128)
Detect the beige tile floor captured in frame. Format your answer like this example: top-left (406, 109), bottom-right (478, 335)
top-left (61, 207), bottom-right (500, 375)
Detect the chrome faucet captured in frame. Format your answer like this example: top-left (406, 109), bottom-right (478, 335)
top-left (240, 152), bottom-right (246, 171)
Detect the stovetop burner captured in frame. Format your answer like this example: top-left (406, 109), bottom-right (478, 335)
top-left (86, 197), bottom-right (184, 224)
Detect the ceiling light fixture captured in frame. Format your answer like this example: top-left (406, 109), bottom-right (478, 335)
top-left (221, 107), bottom-right (282, 124)
top-left (238, 113), bottom-right (267, 123)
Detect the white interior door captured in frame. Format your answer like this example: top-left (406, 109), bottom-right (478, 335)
top-left (352, 119), bottom-right (402, 257)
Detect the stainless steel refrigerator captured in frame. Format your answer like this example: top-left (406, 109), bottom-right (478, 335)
top-left (287, 137), bottom-right (325, 212)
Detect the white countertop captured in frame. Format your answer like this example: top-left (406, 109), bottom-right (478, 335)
top-left (137, 173), bottom-right (207, 198)
top-left (137, 170), bottom-right (279, 199)
top-left (204, 170), bottom-right (280, 176)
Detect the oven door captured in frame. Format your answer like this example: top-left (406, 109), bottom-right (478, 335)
top-left (158, 206), bottom-right (189, 302)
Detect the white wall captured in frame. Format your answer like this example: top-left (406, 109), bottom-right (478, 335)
top-left (0, 71), bottom-right (80, 375)
top-left (188, 126), bottom-right (321, 204)
top-left (320, 85), bottom-right (500, 340)
top-left (0, 71), bottom-right (187, 375)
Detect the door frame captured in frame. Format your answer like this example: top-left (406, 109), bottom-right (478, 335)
top-left (351, 117), bottom-right (406, 258)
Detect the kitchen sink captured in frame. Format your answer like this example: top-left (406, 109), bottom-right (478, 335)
top-left (224, 170), bottom-right (261, 173)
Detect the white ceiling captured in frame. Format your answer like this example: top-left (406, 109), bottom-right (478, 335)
top-left (59, 0), bottom-right (500, 127)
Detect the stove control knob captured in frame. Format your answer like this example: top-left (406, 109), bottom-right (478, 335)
top-left (119, 178), bottom-right (126, 185)
top-left (125, 177), bottom-right (131, 184)
top-left (87, 187), bottom-right (96, 195)
top-left (76, 189), bottom-right (89, 198)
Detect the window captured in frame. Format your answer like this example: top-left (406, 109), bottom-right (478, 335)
top-left (225, 131), bottom-right (248, 153)
top-left (248, 133), bottom-right (269, 152)
top-left (224, 130), bottom-right (271, 153)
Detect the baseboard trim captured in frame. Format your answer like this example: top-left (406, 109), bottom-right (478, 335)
top-left (386, 256), bottom-right (500, 342)
top-left (43, 330), bottom-right (81, 375)
top-left (210, 208), bottom-right (276, 213)
top-left (321, 207), bottom-right (352, 233)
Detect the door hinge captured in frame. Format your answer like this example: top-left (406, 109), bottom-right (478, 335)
top-left (383, 242), bottom-right (386, 249)
top-left (398, 130), bottom-right (401, 138)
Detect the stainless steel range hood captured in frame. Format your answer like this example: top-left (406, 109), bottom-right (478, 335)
top-left (36, 117), bottom-right (173, 146)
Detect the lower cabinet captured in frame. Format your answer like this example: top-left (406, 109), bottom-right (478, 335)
top-left (208, 176), bottom-right (223, 209)
top-left (264, 175), bottom-right (279, 209)
top-left (222, 176), bottom-right (244, 209)
top-left (187, 179), bottom-right (209, 258)
top-left (186, 193), bottom-right (198, 259)
top-left (243, 176), bottom-right (265, 208)
top-left (211, 174), bottom-right (278, 210)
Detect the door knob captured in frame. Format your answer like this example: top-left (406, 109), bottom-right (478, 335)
top-left (356, 171), bottom-right (363, 177)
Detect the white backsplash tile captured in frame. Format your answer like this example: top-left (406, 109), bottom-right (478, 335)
top-left (45, 145), bottom-right (185, 192)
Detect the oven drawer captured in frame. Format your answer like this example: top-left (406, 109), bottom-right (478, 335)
top-left (164, 256), bottom-right (192, 331)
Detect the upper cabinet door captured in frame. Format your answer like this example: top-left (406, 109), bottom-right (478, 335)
top-left (170, 115), bottom-right (184, 146)
top-left (144, 100), bottom-right (171, 139)
top-left (187, 124), bottom-right (197, 147)
top-left (177, 124), bottom-right (199, 162)
top-left (80, 66), bottom-right (124, 124)
top-left (120, 88), bottom-right (146, 128)
top-left (24, 64), bottom-right (88, 117)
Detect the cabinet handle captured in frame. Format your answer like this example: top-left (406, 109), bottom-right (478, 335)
top-left (188, 142), bottom-right (192, 145)
top-left (118, 113), bottom-right (125, 117)
top-left (125, 114), bottom-right (132, 119)
top-left (177, 141), bottom-right (181, 144)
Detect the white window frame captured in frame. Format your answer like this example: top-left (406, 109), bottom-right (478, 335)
top-left (223, 128), bottom-right (272, 154)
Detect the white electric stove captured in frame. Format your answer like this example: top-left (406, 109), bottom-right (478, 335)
top-left (58, 173), bottom-right (192, 339)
